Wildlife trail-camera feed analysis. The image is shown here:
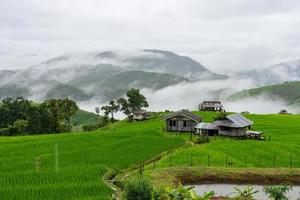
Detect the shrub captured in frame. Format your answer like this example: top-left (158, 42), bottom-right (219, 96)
top-left (123, 178), bottom-right (153, 200)
top-left (234, 185), bottom-right (258, 200)
top-left (264, 185), bottom-right (291, 200)
top-left (195, 136), bottom-right (210, 144)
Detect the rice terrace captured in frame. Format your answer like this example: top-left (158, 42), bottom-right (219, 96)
top-left (2, 1), bottom-right (300, 199)
top-left (1, 109), bottom-right (300, 199)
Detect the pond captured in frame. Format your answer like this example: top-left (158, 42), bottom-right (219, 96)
top-left (192, 184), bottom-right (300, 200)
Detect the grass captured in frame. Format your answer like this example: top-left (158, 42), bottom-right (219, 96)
top-left (0, 116), bottom-right (185, 200)
top-left (147, 166), bottom-right (300, 187)
top-left (153, 112), bottom-right (300, 169)
top-left (1, 111), bottom-right (300, 199)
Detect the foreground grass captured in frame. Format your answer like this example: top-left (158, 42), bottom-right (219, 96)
top-left (0, 117), bottom-right (185, 200)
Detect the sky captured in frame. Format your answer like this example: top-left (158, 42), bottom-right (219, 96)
top-left (1, 0), bottom-right (300, 72)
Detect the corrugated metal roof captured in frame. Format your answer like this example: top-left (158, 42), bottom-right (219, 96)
top-left (195, 122), bottom-right (218, 130)
top-left (163, 110), bottom-right (201, 122)
top-left (216, 113), bottom-right (253, 128)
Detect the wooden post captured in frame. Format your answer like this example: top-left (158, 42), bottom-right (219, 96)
top-left (207, 155), bottom-right (210, 167)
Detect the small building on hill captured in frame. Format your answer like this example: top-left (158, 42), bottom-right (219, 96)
top-left (129, 109), bottom-right (148, 122)
top-left (199, 100), bottom-right (223, 111)
top-left (163, 110), bottom-right (202, 132)
top-left (279, 109), bottom-right (290, 115)
top-left (196, 113), bottom-right (253, 137)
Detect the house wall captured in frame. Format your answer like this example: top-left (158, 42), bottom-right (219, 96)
top-left (133, 113), bottom-right (146, 120)
top-left (166, 117), bottom-right (197, 132)
top-left (218, 127), bottom-right (247, 137)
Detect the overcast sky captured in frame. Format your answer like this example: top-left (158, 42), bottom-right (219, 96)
top-left (1, 0), bottom-right (300, 72)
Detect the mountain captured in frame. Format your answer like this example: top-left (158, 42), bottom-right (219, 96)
top-left (236, 59), bottom-right (300, 85)
top-left (0, 49), bottom-right (224, 102)
top-left (228, 81), bottom-right (300, 107)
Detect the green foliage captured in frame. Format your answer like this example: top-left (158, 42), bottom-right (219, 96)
top-left (0, 117), bottom-right (184, 199)
top-left (0, 97), bottom-right (79, 135)
top-left (126, 88), bottom-right (149, 110)
top-left (153, 183), bottom-right (214, 200)
top-left (234, 185), bottom-right (258, 200)
top-left (228, 81), bottom-right (300, 107)
top-left (123, 178), bottom-right (153, 200)
top-left (101, 100), bottom-right (119, 121)
top-left (155, 112), bottom-right (300, 168)
top-left (194, 136), bottom-right (210, 144)
top-left (264, 185), bottom-right (291, 200)
top-left (118, 88), bottom-right (149, 119)
top-left (213, 111), bottom-right (228, 121)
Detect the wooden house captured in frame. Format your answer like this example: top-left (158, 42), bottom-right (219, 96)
top-left (195, 122), bottom-right (218, 136)
top-left (196, 113), bottom-right (253, 137)
top-left (199, 100), bottom-right (223, 111)
top-left (163, 110), bottom-right (202, 132)
top-left (128, 109), bottom-right (148, 122)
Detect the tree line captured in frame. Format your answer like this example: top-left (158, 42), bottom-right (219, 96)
top-left (97, 88), bottom-right (149, 122)
top-left (0, 97), bottom-right (79, 136)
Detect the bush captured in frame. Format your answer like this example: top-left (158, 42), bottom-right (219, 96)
top-left (123, 178), bottom-right (153, 200)
top-left (195, 136), bottom-right (210, 144)
top-left (264, 185), bottom-right (291, 200)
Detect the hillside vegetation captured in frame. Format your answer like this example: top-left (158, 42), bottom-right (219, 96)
top-left (1, 112), bottom-right (300, 199)
top-left (0, 117), bottom-right (184, 199)
top-left (228, 81), bottom-right (300, 106)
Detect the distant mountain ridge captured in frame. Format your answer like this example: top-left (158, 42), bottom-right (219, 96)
top-left (235, 59), bottom-right (300, 85)
top-left (0, 49), bottom-right (224, 102)
top-left (228, 81), bottom-right (300, 107)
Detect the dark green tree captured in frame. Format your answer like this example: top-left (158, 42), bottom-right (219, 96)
top-left (126, 88), bottom-right (149, 110)
top-left (101, 100), bottom-right (119, 122)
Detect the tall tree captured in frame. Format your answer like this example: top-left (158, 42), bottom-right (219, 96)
top-left (101, 100), bottom-right (119, 122)
top-left (126, 88), bottom-right (149, 110)
top-left (59, 98), bottom-right (79, 130)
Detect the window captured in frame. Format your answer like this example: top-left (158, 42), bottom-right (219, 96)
top-left (169, 120), bottom-right (176, 126)
top-left (183, 121), bottom-right (187, 127)
top-left (172, 120), bottom-right (176, 126)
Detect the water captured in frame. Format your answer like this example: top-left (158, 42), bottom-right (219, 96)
top-left (192, 184), bottom-right (300, 200)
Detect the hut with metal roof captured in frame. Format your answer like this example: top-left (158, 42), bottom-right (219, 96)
top-left (163, 110), bottom-right (202, 132)
top-left (215, 113), bottom-right (253, 137)
top-left (195, 122), bottom-right (218, 136)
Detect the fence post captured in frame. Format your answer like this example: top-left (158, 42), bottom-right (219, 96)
top-left (207, 155), bottom-right (210, 167)
top-left (169, 155), bottom-right (172, 167)
top-left (225, 156), bottom-right (228, 168)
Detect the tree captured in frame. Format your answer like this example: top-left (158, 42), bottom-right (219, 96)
top-left (118, 88), bottom-right (149, 120)
top-left (126, 88), bottom-right (149, 111)
top-left (95, 107), bottom-right (100, 115)
top-left (213, 111), bottom-right (228, 121)
top-left (42, 99), bottom-right (62, 133)
top-left (101, 100), bottom-right (119, 122)
top-left (59, 98), bottom-right (79, 130)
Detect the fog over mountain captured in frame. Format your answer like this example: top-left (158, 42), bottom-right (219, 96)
top-left (236, 59), bottom-right (300, 85)
top-left (0, 49), bottom-right (226, 103)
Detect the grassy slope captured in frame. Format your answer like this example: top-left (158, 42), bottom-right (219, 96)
top-left (71, 110), bottom-right (102, 127)
top-left (228, 81), bottom-right (300, 106)
top-left (154, 112), bottom-right (300, 169)
top-left (0, 117), bottom-right (185, 200)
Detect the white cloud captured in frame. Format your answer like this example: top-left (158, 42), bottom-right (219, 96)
top-left (0, 0), bottom-right (300, 72)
